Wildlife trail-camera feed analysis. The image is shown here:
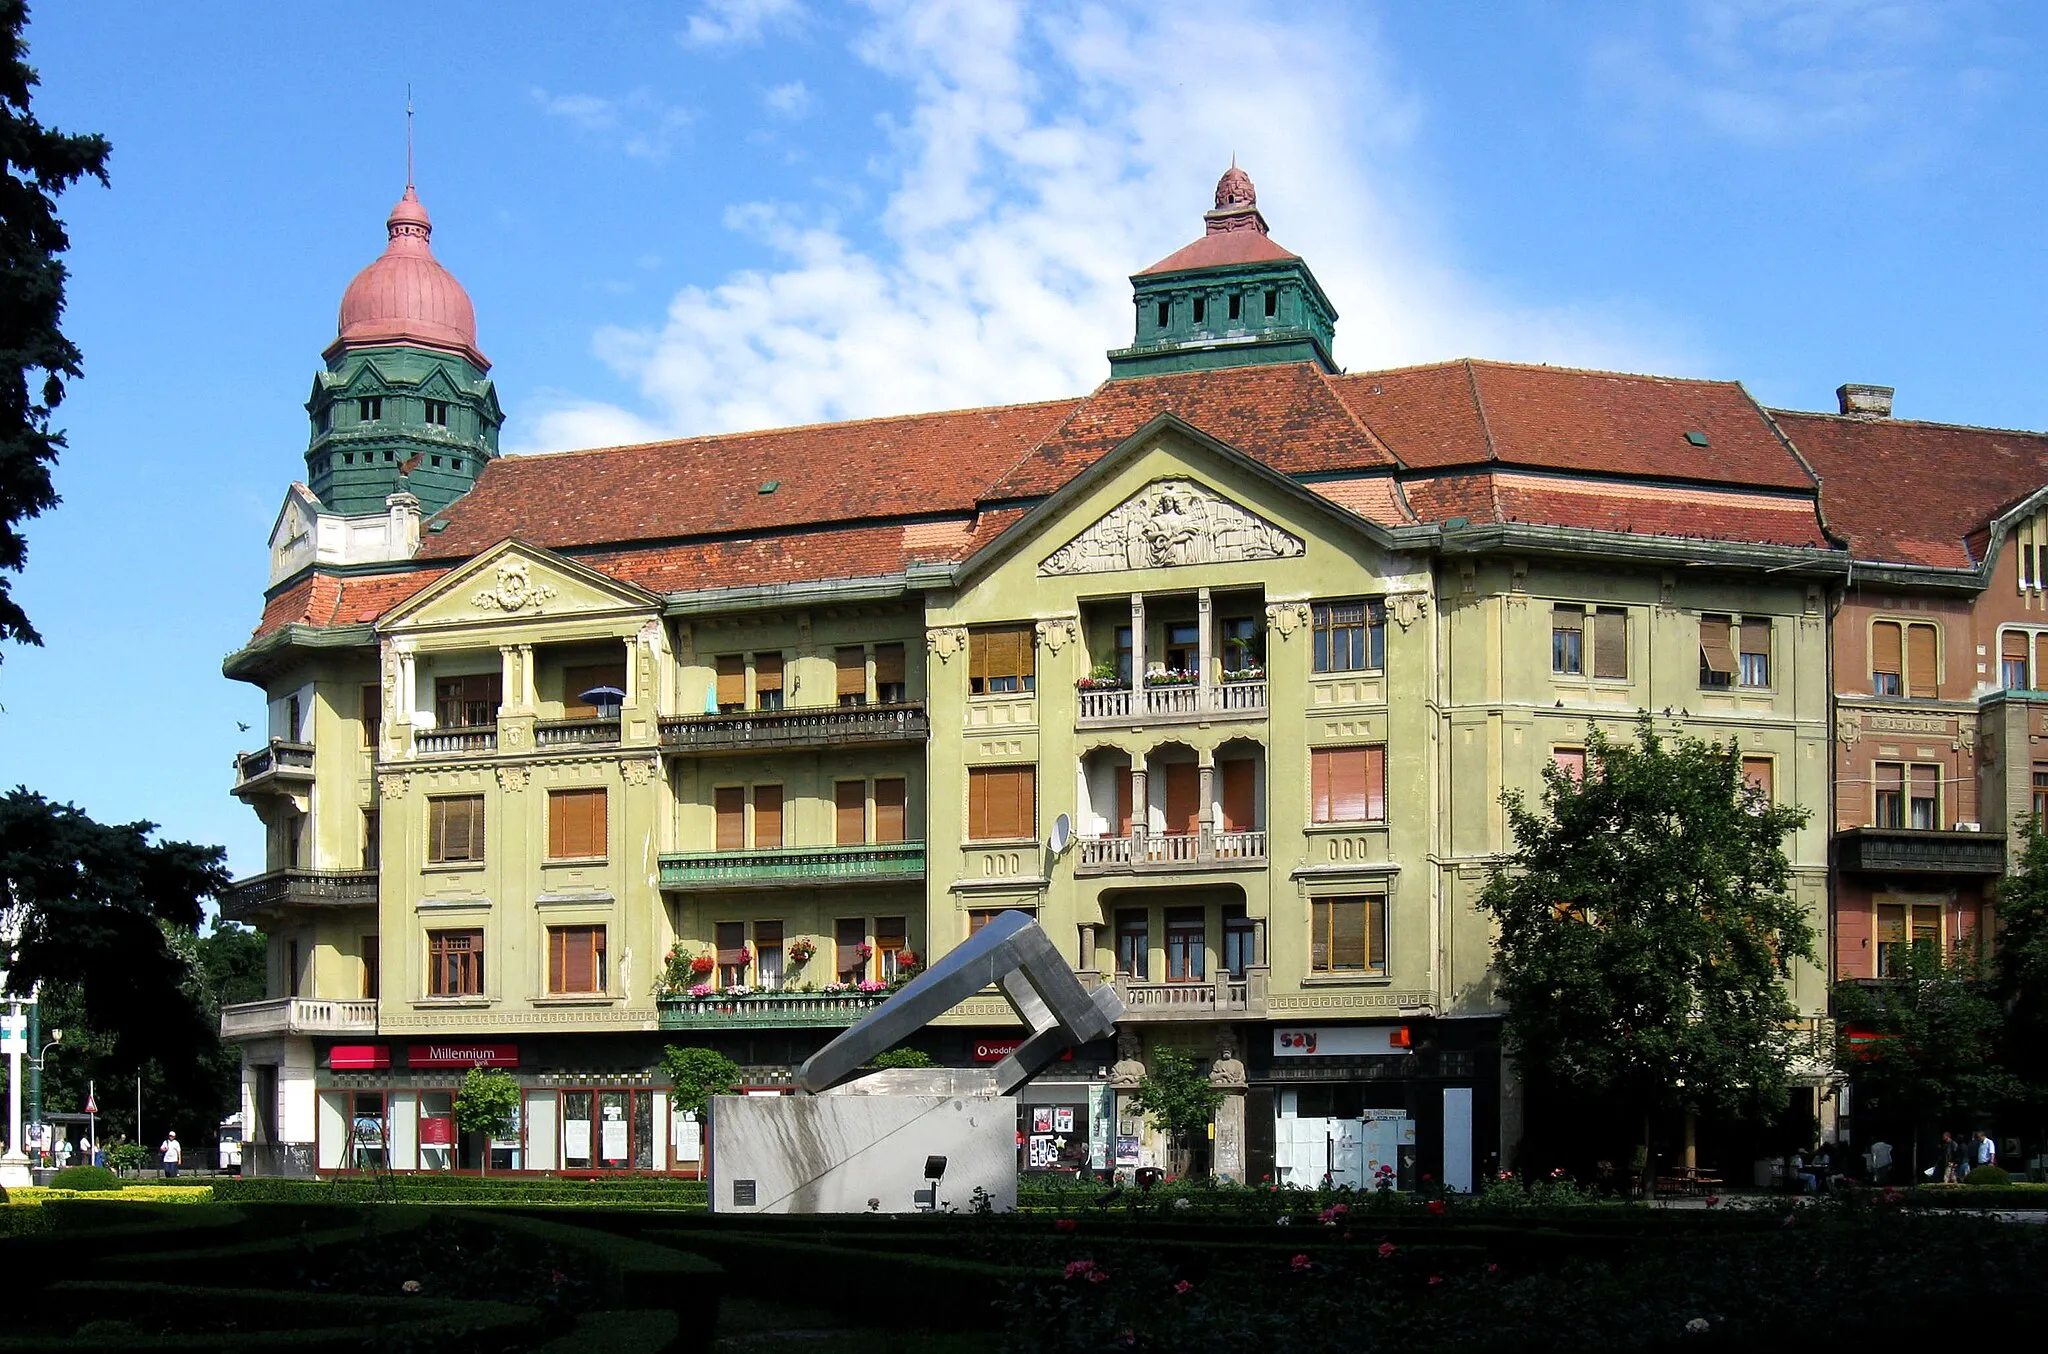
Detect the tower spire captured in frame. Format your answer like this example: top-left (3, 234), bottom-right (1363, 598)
top-left (405, 86), bottom-right (414, 190)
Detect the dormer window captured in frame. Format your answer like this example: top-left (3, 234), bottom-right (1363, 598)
top-left (358, 397), bottom-right (382, 422)
top-left (1228, 293), bottom-right (1242, 321)
top-left (1193, 297), bottom-right (1206, 324)
top-left (1265, 289), bottom-right (1277, 317)
top-left (425, 399), bottom-right (450, 427)
top-left (1156, 301), bottom-right (1169, 329)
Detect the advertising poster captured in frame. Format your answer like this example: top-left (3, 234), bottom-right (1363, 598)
top-left (1053, 1106), bottom-right (1075, 1134)
top-left (1116, 1135), bottom-right (1141, 1165)
top-left (1032, 1106), bottom-right (1054, 1133)
top-left (564, 1120), bottom-right (591, 1162)
top-left (672, 1110), bottom-right (702, 1164)
top-left (1089, 1086), bottom-right (1113, 1171)
top-left (1029, 1135), bottom-right (1057, 1168)
top-left (601, 1117), bottom-right (629, 1164)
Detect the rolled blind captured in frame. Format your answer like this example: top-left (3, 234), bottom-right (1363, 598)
top-left (1742, 757), bottom-right (1774, 803)
top-left (550, 926), bottom-right (603, 993)
top-left (875, 916), bottom-right (906, 950)
top-left (835, 780), bottom-right (867, 845)
top-left (754, 919), bottom-right (783, 955)
top-left (2035, 634), bottom-right (2048, 690)
top-left (835, 647), bottom-right (866, 697)
top-left (753, 784), bottom-right (783, 848)
top-left (968, 765), bottom-right (1034, 840)
top-left (1873, 621), bottom-right (1903, 677)
top-left (836, 917), bottom-right (867, 978)
top-left (1592, 608), bottom-right (1627, 679)
top-left (716, 920), bottom-right (747, 966)
top-left (1875, 904), bottom-right (1906, 945)
top-left (1699, 616), bottom-right (1736, 675)
top-left (1162, 762), bottom-right (1200, 835)
top-left (715, 655), bottom-right (744, 707)
top-left (1911, 764), bottom-right (1940, 799)
top-left (873, 778), bottom-right (906, 844)
top-left (1365, 746), bottom-right (1387, 822)
top-left (874, 643), bottom-right (906, 686)
top-left (547, 788), bottom-right (606, 859)
top-left (1116, 768), bottom-right (1134, 836)
top-left (1220, 759), bottom-right (1256, 832)
top-left (564, 662), bottom-right (627, 718)
top-left (1313, 747), bottom-right (1374, 823)
top-left (1906, 624), bottom-right (1938, 698)
top-left (2005, 631), bottom-right (2030, 662)
top-left (1739, 617), bottom-right (1771, 659)
top-left (430, 796), bottom-right (484, 862)
top-left (753, 655), bottom-right (783, 695)
top-left (1552, 605), bottom-right (1584, 633)
top-left (970, 627), bottom-right (1032, 685)
top-left (714, 786), bottom-right (745, 850)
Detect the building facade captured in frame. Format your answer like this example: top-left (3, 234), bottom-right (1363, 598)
top-left (225, 166), bottom-right (1890, 1186)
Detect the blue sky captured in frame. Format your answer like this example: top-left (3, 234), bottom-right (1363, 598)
top-left (6, 0), bottom-right (2048, 879)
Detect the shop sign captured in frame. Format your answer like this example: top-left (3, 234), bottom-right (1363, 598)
top-left (329, 1045), bottom-right (391, 1070)
top-left (419, 1116), bottom-right (453, 1146)
top-left (972, 1038), bottom-right (1073, 1064)
top-left (406, 1043), bottom-right (518, 1068)
top-left (1273, 1026), bottom-right (1409, 1058)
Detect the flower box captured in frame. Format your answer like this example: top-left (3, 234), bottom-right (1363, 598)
top-left (1222, 667), bottom-right (1265, 683)
top-left (1145, 669), bottom-right (1199, 687)
top-left (1075, 677), bottom-right (1128, 692)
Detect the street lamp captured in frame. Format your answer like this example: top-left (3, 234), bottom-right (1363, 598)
top-left (29, 1029), bottom-right (59, 1167)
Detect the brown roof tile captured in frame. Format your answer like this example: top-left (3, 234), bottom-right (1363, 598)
top-left (1137, 230), bottom-right (1301, 276)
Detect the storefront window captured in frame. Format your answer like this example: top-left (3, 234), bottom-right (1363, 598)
top-left (562, 1091), bottom-right (594, 1169)
top-left (1022, 1098), bottom-right (1091, 1173)
top-left (349, 1091), bottom-right (386, 1169)
top-left (418, 1091), bottom-right (454, 1172)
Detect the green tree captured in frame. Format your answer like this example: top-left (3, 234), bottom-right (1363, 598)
top-left (868, 1047), bottom-right (935, 1070)
top-left (1479, 718), bottom-right (1815, 1195)
top-left (1126, 1046), bottom-right (1221, 1177)
top-left (452, 1066), bottom-right (519, 1176)
top-left (660, 1045), bottom-right (741, 1118)
top-left (0, 0), bottom-right (110, 655)
top-left (1996, 823), bottom-right (2048, 1134)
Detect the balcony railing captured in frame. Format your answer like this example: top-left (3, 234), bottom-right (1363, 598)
top-left (220, 997), bottom-right (379, 1040)
top-left (657, 989), bottom-right (886, 1030)
top-left (534, 716), bottom-right (622, 748)
top-left (414, 726), bottom-right (498, 756)
top-left (1112, 972), bottom-right (1266, 1020)
top-left (1076, 830), bottom-right (1267, 875)
top-left (219, 869), bottom-right (379, 923)
top-left (659, 841), bottom-right (927, 890)
top-left (659, 702), bottom-right (928, 754)
top-left (1075, 682), bottom-right (1266, 724)
top-left (232, 740), bottom-right (315, 798)
top-left (1834, 827), bottom-right (2006, 877)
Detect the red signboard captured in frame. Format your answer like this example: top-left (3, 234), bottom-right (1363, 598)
top-left (329, 1045), bottom-right (391, 1070)
top-left (971, 1038), bottom-right (1072, 1064)
top-left (406, 1043), bottom-right (518, 1068)
top-left (418, 1116), bottom-right (453, 1146)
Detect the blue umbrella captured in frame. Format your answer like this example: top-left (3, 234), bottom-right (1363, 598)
top-left (579, 686), bottom-right (627, 718)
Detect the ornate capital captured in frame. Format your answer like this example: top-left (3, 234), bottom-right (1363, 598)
top-left (927, 626), bottom-right (967, 661)
top-left (621, 757), bottom-right (659, 786)
top-left (378, 773), bottom-right (411, 801)
top-left (471, 559), bottom-right (556, 614)
top-left (1035, 616), bottom-right (1078, 654)
top-left (1265, 602), bottom-right (1312, 638)
top-left (495, 765), bottom-right (530, 793)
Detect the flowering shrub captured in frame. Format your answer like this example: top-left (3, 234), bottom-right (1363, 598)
top-left (1076, 675), bottom-right (1128, 692)
top-left (689, 952), bottom-right (715, 976)
top-left (686, 983), bottom-right (713, 998)
top-left (734, 946), bottom-right (753, 965)
top-left (1145, 667), bottom-right (1199, 687)
top-left (857, 979), bottom-right (888, 994)
top-left (895, 949), bottom-right (921, 972)
top-left (1222, 664), bottom-right (1266, 683)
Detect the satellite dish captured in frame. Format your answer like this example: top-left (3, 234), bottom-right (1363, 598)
top-left (1048, 813), bottom-right (1074, 857)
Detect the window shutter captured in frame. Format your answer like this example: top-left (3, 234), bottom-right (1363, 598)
top-left (835, 781), bottom-right (867, 845)
top-left (1332, 899), bottom-right (1367, 970)
top-left (1552, 605), bottom-right (1584, 633)
top-left (1553, 748), bottom-right (1586, 780)
top-left (715, 655), bottom-right (744, 708)
top-left (1010, 766), bottom-right (1037, 840)
top-left (1911, 764), bottom-right (1940, 802)
top-left (1163, 763), bottom-right (1200, 835)
top-left (875, 916), bottom-right (906, 950)
top-left (836, 647), bottom-right (866, 698)
top-left (753, 785), bottom-right (783, 849)
top-left (968, 630), bottom-right (989, 686)
top-left (1220, 760), bottom-right (1256, 832)
top-left (873, 643), bottom-right (906, 689)
top-left (547, 791), bottom-right (567, 859)
top-left (1592, 608), bottom-right (1628, 679)
top-left (969, 767), bottom-right (990, 839)
top-left (1699, 615), bottom-right (1736, 676)
top-left (836, 917), bottom-right (867, 979)
top-left (432, 796), bottom-right (482, 863)
top-left (564, 662), bottom-right (627, 718)
top-left (1366, 897), bottom-right (1388, 972)
top-left (2006, 631), bottom-right (2030, 664)
top-left (1742, 757), bottom-right (1774, 803)
top-left (1311, 749), bottom-right (1333, 823)
top-left (714, 786), bottom-right (745, 850)
top-left (1739, 617), bottom-right (1771, 660)
top-left (2035, 634), bottom-right (2048, 690)
top-left (1328, 748), bottom-right (1369, 822)
top-left (1906, 624), bottom-right (1938, 698)
top-left (549, 789), bottom-right (605, 858)
top-left (548, 927), bottom-right (565, 993)
top-left (716, 920), bottom-right (747, 967)
top-left (873, 778), bottom-right (906, 844)
top-left (969, 766), bottom-right (1032, 840)
top-left (1365, 746), bottom-right (1387, 822)
top-left (1116, 767), bottom-right (1134, 836)
top-left (1873, 621), bottom-right (1903, 679)
top-left (753, 654), bottom-right (783, 698)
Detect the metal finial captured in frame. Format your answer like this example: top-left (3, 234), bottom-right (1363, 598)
top-left (406, 85), bottom-right (414, 189)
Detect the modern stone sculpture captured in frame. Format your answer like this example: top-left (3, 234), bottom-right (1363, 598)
top-left (708, 910), bottom-right (1125, 1214)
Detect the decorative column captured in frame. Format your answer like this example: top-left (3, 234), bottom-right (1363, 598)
top-left (1197, 757), bottom-right (1216, 863)
top-left (1253, 916), bottom-right (1268, 967)
top-left (1129, 593), bottom-right (1147, 710)
top-left (1130, 765), bottom-right (1149, 851)
top-left (1079, 923), bottom-right (1098, 979)
top-left (1, 999), bottom-right (29, 1187)
top-left (1209, 1031), bottom-right (1248, 1183)
top-left (1197, 586), bottom-right (1214, 702)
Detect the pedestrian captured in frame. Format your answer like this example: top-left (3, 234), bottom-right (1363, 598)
top-left (53, 1134), bottom-right (71, 1168)
top-left (1939, 1131), bottom-right (1964, 1183)
top-left (1973, 1130), bottom-right (1997, 1172)
top-left (159, 1129), bottom-right (182, 1179)
top-left (1868, 1138), bottom-right (1893, 1187)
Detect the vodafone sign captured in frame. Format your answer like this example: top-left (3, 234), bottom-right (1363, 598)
top-left (971, 1038), bottom-right (1072, 1064)
top-left (406, 1043), bottom-right (518, 1068)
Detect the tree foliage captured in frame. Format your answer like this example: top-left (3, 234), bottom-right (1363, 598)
top-left (452, 1066), bottom-right (520, 1176)
top-left (660, 1045), bottom-right (741, 1118)
top-left (1480, 719), bottom-right (1816, 1147)
top-left (1831, 938), bottom-right (2015, 1128)
top-left (0, 0), bottom-right (111, 654)
top-left (869, 1047), bottom-right (935, 1069)
top-left (1126, 1046), bottom-right (1221, 1172)
top-left (1995, 823), bottom-right (2048, 1115)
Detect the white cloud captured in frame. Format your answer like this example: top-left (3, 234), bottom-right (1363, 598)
top-left (530, 87), bottom-right (697, 161)
top-left (681, 0), bottom-right (807, 49)
top-left (763, 80), bottom-right (814, 119)
top-left (517, 0), bottom-right (1700, 453)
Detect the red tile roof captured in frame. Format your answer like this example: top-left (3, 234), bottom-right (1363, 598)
top-left (1774, 411), bottom-right (2048, 570)
top-left (1137, 230), bottom-right (1300, 276)
top-left (1489, 473), bottom-right (1832, 549)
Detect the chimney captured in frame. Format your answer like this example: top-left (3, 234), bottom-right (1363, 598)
top-left (386, 491), bottom-right (422, 557)
top-left (1836, 384), bottom-right (1894, 418)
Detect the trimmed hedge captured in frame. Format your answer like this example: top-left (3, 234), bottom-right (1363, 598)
top-left (46, 1166), bottom-right (119, 1192)
top-left (533, 1308), bottom-right (681, 1354)
top-left (210, 1174), bottom-right (709, 1206)
top-left (1964, 1164), bottom-right (2012, 1186)
top-left (481, 1210), bottom-right (723, 1354)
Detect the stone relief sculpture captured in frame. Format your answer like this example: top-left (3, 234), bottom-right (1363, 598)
top-left (926, 626), bottom-right (967, 661)
top-left (1209, 1032), bottom-right (1247, 1088)
top-left (471, 559), bottom-right (557, 613)
top-left (1039, 480), bottom-right (1304, 576)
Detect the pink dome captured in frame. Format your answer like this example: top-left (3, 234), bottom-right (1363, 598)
top-left (1214, 164), bottom-right (1256, 210)
top-left (327, 186), bottom-right (487, 370)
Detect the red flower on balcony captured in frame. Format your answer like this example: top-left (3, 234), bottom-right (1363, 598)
top-left (688, 953), bottom-right (715, 976)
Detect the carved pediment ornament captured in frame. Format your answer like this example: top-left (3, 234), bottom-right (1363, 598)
top-left (1035, 616), bottom-right (1078, 654)
top-left (621, 758), bottom-right (659, 786)
top-left (472, 559), bottom-right (557, 614)
top-left (1039, 479), bottom-right (1305, 576)
top-left (1388, 592), bottom-right (1429, 631)
top-left (378, 773), bottom-right (411, 800)
top-left (927, 626), bottom-right (967, 661)
top-left (1265, 602), bottom-right (1312, 638)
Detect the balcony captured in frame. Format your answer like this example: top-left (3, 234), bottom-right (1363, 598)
top-left (220, 997), bottom-right (379, 1040)
top-left (658, 841), bottom-right (927, 891)
top-left (659, 702), bottom-right (928, 755)
top-left (413, 725), bottom-right (497, 756)
top-left (1834, 827), bottom-right (2006, 877)
top-left (1075, 830), bottom-right (1267, 876)
top-left (1109, 972), bottom-right (1267, 1021)
top-left (1076, 681), bottom-right (1266, 727)
top-left (657, 989), bottom-right (886, 1030)
top-left (232, 740), bottom-right (314, 801)
top-left (219, 869), bottom-right (379, 924)
top-left (534, 716), bottom-right (621, 749)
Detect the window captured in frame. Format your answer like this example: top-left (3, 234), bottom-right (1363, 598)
top-left (1114, 626), bottom-right (1134, 684)
top-left (435, 673), bottom-right (500, 729)
top-left (427, 796), bottom-right (485, 864)
top-left (1552, 605), bottom-right (1584, 675)
top-left (1221, 615), bottom-right (1262, 672)
top-left (2033, 765), bottom-right (2048, 822)
top-left (362, 809), bottom-right (380, 871)
top-left (1228, 293), bottom-right (1242, 321)
top-left (1555, 606), bottom-right (1626, 679)
top-left (548, 925), bottom-right (606, 994)
top-left (967, 765), bottom-right (1036, 841)
top-left (1264, 289), bottom-right (1277, 317)
top-left (1115, 910), bottom-right (1148, 980)
top-left (714, 655), bottom-right (745, 713)
top-left (1910, 764), bottom-right (1940, 830)
top-left (713, 786), bottom-right (745, 851)
top-left (753, 785), bottom-right (783, 849)
top-left (1166, 908), bottom-right (1205, 982)
top-left (716, 921), bottom-right (749, 988)
top-left (287, 938), bottom-right (301, 998)
top-left (1156, 300), bottom-right (1169, 329)
top-left (1874, 619), bottom-right (1940, 698)
top-left (282, 811), bottom-right (304, 869)
top-left (836, 917), bottom-right (868, 982)
top-left (424, 399), bottom-right (449, 426)
top-left (1223, 908), bottom-right (1256, 978)
top-left (875, 643), bottom-right (907, 704)
top-left (547, 788), bottom-right (607, 860)
top-left (1310, 897), bottom-right (1388, 975)
top-left (1553, 747), bottom-right (1587, 782)
top-left (755, 920), bottom-right (785, 990)
top-left (1873, 763), bottom-right (1905, 828)
top-left (1165, 621), bottom-right (1200, 673)
top-left (969, 626), bottom-right (1035, 695)
top-left (362, 936), bottom-right (378, 1000)
top-left (1219, 758), bottom-right (1257, 833)
top-left (876, 916), bottom-right (907, 979)
top-left (969, 906), bottom-right (1034, 938)
top-left (2002, 631), bottom-right (2029, 689)
top-left (1872, 620), bottom-right (1903, 695)
top-left (428, 929), bottom-right (484, 996)
top-left (286, 693), bottom-right (303, 740)
top-left (832, 645), bottom-right (867, 707)
top-left (358, 397), bottom-right (382, 422)
top-left (1742, 757), bottom-right (1775, 804)
top-left (1313, 600), bottom-right (1384, 672)
top-left (1193, 296), bottom-right (1206, 324)
top-left (361, 684), bottom-right (382, 749)
top-left (1876, 903), bottom-right (1942, 976)
top-left (874, 778), bottom-right (907, 844)
top-left (1310, 746), bottom-right (1387, 824)
top-left (835, 780), bottom-right (867, 845)
top-left (563, 662), bottom-right (627, 718)
top-left (1700, 615), bottom-right (1735, 688)
top-left (1739, 618), bottom-right (1772, 687)
top-left (1905, 622), bottom-right (1938, 698)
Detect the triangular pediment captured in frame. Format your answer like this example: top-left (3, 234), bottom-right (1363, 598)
top-left (1038, 477), bottom-right (1306, 576)
top-left (380, 539), bottom-right (660, 634)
